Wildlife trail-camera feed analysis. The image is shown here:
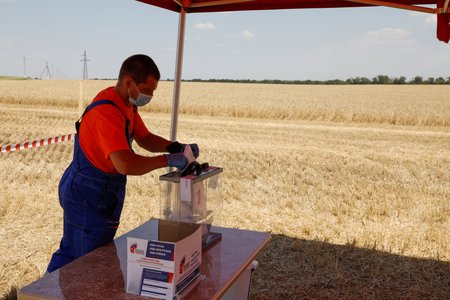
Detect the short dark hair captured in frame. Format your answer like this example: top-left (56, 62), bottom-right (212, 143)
top-left (118, 54), bottom-right (160, 83)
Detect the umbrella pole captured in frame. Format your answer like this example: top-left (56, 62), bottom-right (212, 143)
top-left (170, 7), bottom-right (187, 142)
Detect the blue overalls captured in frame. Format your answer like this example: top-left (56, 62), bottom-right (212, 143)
top-left (47, 100), bottom-right (133, 273)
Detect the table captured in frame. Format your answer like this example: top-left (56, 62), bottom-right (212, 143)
top-left (18, 219), bottom-right (271, 300)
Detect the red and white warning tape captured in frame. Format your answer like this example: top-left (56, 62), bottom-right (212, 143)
top-left (1, 133), bottom-right (76, 155)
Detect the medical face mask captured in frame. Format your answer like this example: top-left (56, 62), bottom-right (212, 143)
top-left (129, 81), bottom-right (152, 107)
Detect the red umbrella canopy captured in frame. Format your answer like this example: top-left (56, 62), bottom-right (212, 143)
top-left (137, 0), bottom-right (450, 42)
top-left (137, 0), bottom-right (435, 13)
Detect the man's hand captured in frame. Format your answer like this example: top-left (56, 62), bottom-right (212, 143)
top-left (185, 143), bottom-right (199, 158)
top-left (164, 153), bottom-right (189, 170)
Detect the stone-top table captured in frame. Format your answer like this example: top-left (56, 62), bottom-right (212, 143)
top-left (18, 219), bottom-right (271, 300)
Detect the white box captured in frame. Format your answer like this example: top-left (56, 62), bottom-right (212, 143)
top-left (126, 220), bottom-right (202, 299)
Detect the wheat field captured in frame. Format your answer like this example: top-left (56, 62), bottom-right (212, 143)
top-left (0, 80), bottom-right (449, 299)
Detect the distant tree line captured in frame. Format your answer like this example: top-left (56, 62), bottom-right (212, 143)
top-left (2, 75), bottom-right (450, 84)
top-left (176, 75), bottom-right (450, 85)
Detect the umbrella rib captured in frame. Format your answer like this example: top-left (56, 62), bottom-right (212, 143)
top-left (345, 0), bottom-right (434, 13)
top-left (172, 0), bottom-right (183, 6)
top-left (189, 0), bottom-right (257, 8)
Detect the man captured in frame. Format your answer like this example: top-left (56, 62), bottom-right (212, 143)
top-left (47, 54), bottom-right (198, 272)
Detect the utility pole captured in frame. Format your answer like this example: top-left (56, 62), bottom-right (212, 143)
top-left (79, 50), bottom-right (90, 115)
top-left (23, 57), bottom-right (26, 78)
top-left (81, 50), bottom-right (89, 80)
top-left (39, 61), bottom-right (52, 79)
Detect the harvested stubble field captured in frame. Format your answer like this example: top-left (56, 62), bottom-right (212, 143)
top-left (0, 80), bottom-right (449, 299)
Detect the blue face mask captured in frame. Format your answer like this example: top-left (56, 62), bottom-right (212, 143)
top-left (129, 81), bottom-right (152, 107)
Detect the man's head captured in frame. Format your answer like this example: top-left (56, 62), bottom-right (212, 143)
top-left (118, 54), bottom-right (160, 83)
top-left (117, 54), bottom-right (160, 105)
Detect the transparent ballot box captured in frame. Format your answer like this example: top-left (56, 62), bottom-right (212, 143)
top-left (160, 166), bottom-right (223, 249)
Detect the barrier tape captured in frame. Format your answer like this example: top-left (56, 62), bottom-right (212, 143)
top-left (1, 133), bottom-right (76, 155)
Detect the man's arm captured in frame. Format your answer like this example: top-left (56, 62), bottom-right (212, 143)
top-left (136, 132), bottom-right (173, 153)
top-left (109, 150), bottom-right (168, 175)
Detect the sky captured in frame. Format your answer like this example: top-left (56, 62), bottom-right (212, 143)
top-left (0, 0), bottom-right (449, 81)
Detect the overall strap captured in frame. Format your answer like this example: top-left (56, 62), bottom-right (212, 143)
top-left (76, 100), bottom-right (134, 151)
